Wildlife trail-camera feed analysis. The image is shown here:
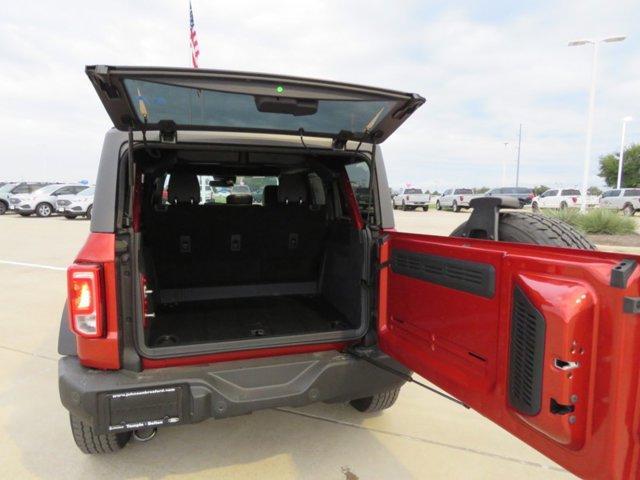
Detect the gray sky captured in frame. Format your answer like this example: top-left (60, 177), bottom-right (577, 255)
top-left (1, 0), bottom-right (638, 191)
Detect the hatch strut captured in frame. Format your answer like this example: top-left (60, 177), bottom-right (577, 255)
top-left (348, 346), bottom-right (470, 409)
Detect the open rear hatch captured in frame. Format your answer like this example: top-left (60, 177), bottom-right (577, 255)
top-left (86, 65), bottom-right (425, 144)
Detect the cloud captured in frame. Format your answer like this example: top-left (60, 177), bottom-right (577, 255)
top-left (0, 0), bottom-right (637, 190)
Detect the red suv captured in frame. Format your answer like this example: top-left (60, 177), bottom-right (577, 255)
top-left (58, 66), bottom-right (640, 480)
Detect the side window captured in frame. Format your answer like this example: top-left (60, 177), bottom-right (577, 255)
top-left (73, 186), bottom-right (87, 194)
top-left (443, 189), bottom-right (451, 196)
top-left (542, 190), bottom-right (557, 198)
top-left (623, 189), bottom-right (640, 197)
top-left (345, 161), bottom-right (371, 217)
top-left (54, 187), bottom-right (72, 196)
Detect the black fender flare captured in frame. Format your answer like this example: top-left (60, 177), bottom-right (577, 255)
top-left (58, 301), bottom-right (77, 356)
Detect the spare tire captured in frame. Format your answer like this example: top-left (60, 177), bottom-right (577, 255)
top-left (451, 211), bottom-right (596, 250)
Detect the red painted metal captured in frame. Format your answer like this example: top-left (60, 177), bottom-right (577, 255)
top-left (71, 233), bottom-right (120, 370)
top-left (380, 231), bottom-right (640, 480)
top-left (142, 342), bottom-right (348, 369)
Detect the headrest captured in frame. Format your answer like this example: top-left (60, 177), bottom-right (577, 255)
top-left (226, 194), bottom-right (253, 205)
top-left (277, 174), bottom-right (308, 205)
top-left (168, 172), bottom-right (200, 205)
top-left (263, 185), bottom-right (279, 207)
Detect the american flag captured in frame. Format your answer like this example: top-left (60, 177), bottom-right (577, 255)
top-left (189, 2), bottom-right (200, 68)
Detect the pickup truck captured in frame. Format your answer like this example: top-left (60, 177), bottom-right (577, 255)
top-left (531, 188), bottom-right (599, 211)
top-left (435, 188), bottom-right (478, 212)
top-left (392, 187), bottom-right (430, 211)
top-left (599, 188), bottom-right (640, 216)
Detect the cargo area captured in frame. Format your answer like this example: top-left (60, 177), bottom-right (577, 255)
top-left (137, 149), bottom-right (371, 353)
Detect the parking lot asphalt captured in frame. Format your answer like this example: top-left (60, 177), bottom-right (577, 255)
top-left (0, 212), bottom-right (576, 479)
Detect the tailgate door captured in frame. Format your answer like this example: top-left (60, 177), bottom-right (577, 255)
top-left (86, 65), bottom-right (424, 144)
top-left (379, 231), bottom-right (640, 479)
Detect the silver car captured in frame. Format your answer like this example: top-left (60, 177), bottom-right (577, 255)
top-left (12, 183), bottom-right (89, 217)
top-left (56, 186), bottom-right (95, 219)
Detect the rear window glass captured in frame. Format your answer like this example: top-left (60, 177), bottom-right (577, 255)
top-left (561, 189), bottom-right (581, 196)
top-left (162, 175), bottom-right (278, 205)
top-left (454, 189), bottom-right (473, 194)
top-left (125, 79), bottom-right (396, 138)
top-left (345, 161), bottom-right (372, 217)
top-left (404, 188), bottom-right (422, 194)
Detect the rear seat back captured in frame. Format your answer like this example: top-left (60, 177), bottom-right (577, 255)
top-left (145, 173), bottom-right (328, 290)
top-left (261, 174), bottom-right (327, 282)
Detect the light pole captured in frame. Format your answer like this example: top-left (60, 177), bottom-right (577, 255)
top-left (515, 124), bottom-right (522, 187)
top-left (616, 116), bottom-right (633, 189)
top-left (568, 35), bottom-right (626, 211)
top-left (502, 142), bottom-right (509, 187)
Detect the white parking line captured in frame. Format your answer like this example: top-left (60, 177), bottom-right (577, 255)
top-left (0, 260), bottom-right (66, 271)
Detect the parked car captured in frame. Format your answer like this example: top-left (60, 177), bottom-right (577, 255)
top-left (531, 188), bottom-right (598, 211)
top-left (56, 186), bottom-right (95, 219)
top-left (484, 187), bottom-right (534, 208)
top-left (1, 182), bottom-right (51, 215)
top-left (435, 188), bottom-right (478, 212)
top-left (12, 183), bottom-right (89, 217)
top-left (392, 187), bottom-right (430, 211)
top-left (0, 182), bottom-right (19, 215)
top-left (56, 66), bottom-right (640, 480)
top-left (598, 188), bottom-right (640, 216)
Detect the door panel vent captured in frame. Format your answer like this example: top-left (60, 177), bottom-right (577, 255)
top-left (508, 286), bottom-right (546, 415)
top-left (390, 249), bottom-right (495, 298)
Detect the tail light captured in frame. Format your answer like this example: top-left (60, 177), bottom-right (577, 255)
top-left (459, 195), bottom-right (464, 201)
top-left (67, 264), bottom-right (104, 338)
top-left (528, 194), bottom-right (534, 199)
top-left (572, 197), bottom-right (578, 203)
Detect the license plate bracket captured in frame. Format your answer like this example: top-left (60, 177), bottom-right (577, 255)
top-left (102, 385), bottom-right (188, 432)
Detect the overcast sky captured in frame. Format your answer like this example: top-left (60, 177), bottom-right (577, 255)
top-left (1, 0), bottom-right (638, 191)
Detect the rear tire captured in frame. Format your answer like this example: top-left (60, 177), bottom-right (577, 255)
top-left (435, 201), bottom-right (441, 211)
top-left (0, 201), bottom-right (6, 215)
top-left (86, 205), bottom-right (93, 220)
top-left (451, 211), bottom-right (596, 249)
top-left (531, 201), bottom-right (539, 212)
top-left (623, 204), bottom-right (635, 216)
top-left (69, 414), bottom-right (131, 454)
top-left (560, 201), bottom-right (568, 210)
top-left (452, 201), bottom-right (461, 212)
top-left (350, 387), bottom-right (401, 413)
top-left (423, 205), bottom-right (429, 212)
top-left (64, 214), bottom-right (78, 219)
top-left (19, 213), bottom-right (31, 217)
top-left (401, 201), bottom-right (407, 211)
top-left (35, 202), bottom-right (53, 217)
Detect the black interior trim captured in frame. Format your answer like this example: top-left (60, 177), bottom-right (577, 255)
top-left (390, 248), bottom-right (495, 298)
top-left (158, 281), bottom-right (318, 304)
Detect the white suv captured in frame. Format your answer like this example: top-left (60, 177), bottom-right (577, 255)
top-left (599, 188), bottom-right (640, 216)
top-left (532, 188), bottom-right (598, 211)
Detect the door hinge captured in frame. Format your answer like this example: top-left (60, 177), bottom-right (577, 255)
top-left (611, 259), bottom-right (637, 289)
top-left (158, 119), bottom-right (177, 144)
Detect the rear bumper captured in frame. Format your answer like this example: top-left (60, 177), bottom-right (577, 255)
top-left (59, 349), bottom-right (408, 434)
